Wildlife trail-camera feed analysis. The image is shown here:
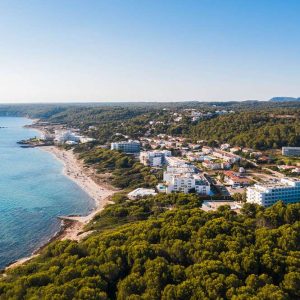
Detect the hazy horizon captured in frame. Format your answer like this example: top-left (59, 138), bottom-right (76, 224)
top-left (0, 98), bottom-right (277, 104)
top-left (0, 0), bottom-right (299, 103)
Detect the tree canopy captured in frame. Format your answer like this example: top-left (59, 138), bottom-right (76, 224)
top-left (1, 198), bottom-right (299, 300)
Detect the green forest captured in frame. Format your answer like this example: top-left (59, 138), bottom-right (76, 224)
top-left (75, 147), bottom-right (162, 190)
top-left (0, 103), bottom-right (300, 299)
top-left (1, 102), bottom-right (300, 149)
top-left (189, 112), bottom-right (300, 149)
top-left (0, 197), bottom-right (299, 300)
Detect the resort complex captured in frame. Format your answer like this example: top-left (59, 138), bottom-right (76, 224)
top-left (1, 101), bottom-right (300, 300)
top-left (1, 0), bottom-right (300, 297)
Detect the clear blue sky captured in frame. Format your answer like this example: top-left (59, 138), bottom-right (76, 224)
top-left (0, 0), bottom-right (299, 103)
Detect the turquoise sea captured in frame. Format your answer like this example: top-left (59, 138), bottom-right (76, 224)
top-left (0, 117), bottom-right (95, 269)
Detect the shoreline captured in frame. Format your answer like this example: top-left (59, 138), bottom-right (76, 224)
top-left (42, 146), bottom-right (116, 225)
top-left (5, 141), bottom-right (117, 271)
top-left (5, 219), bottom-right (74, 270)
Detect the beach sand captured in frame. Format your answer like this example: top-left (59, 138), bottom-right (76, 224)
top-left (5, 145), bottom-right (117, 270)
top-left (42, 146), bottom-right (117, 240)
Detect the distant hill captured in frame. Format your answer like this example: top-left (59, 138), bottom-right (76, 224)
top-left (270, 97), bottom-right (300, 102)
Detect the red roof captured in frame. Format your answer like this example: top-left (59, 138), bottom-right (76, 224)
top-left (223, 171), bottom-right (250, 184)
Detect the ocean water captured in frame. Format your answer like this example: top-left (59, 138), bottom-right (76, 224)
top-left (0, 117), bottom-right (95, 269)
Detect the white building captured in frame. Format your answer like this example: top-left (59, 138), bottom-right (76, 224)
top-left (111, 140), bottom-right (141, 153)
top-left (164, 172), bottom-right (210, 194)
top-left (139, 150), bottom-right (171, 167)
top-left (246, 178), bottom-right (300, 207)
top-left (292, 168), bottom-right (300, 174)
top-left (65, 140), bottom-right (78, 145)
top-left (163, 160), bottom-right (196, 182)
top-left (40, 132), bottom-right (54, 141)
top-left (282, 147), bottom-right (300, 157)
top-left (186, 152), bottom-right (204, 162)
top-left (202, 146), bottom-right (213, 154)
top-left (163, 165), bottom-right (195, 182)
top-left (220, 143), bottom-right (230, 150)
top-left (174, 116), bottom-right (183, 122)
top-left (127, 188), bottom-right (157, 200)
top-left (212, 149), bottom-right (240, 163)
top-left (160, 163), bottom-right (210, 195)
top-left (54, 130), bottom-right (94, 145)
top-left (190, 111), bottom-right (204, 122)
top-left (79, 137), bottom-right (96, 143)
top-left (202, 160), bottom-right (221, 170)
top-left (54, 130), bottom-right (80, 144)
top-left (202, 160), bottom-right (231, 170)
top-left (165, 156), bottom-right (191, 167)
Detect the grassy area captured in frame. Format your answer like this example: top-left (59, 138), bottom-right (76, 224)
top-left (273, 155), bottom-right (300, 165)
top-left (265, 149), bottom-right (300, 165)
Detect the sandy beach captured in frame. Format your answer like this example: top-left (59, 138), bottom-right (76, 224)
top-left (42, 146), bottom-right (116, 239)
top-left (30, 123), bottom-right (118, 229)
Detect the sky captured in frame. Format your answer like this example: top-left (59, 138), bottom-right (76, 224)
top-left (0, 0), bottom-right (299, 103)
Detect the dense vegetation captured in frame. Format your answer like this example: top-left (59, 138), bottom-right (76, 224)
top-left (1, 100), bottom-right (300, 119)
top-left (69, 106), bottom-right (300, 149)
top-left (190, 111), bottom-right (300, 149)
top-left (1, 102), bottom-right (300, 149)
top-left (76, 147), bottom-right (162, 190)
top-left (1, 197), bottom-right (299, 300)
top-left (1, 103), bottom-right (300, 299)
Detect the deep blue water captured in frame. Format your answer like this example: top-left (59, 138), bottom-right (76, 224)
top-left (0, 117), bottom-right (95, 269)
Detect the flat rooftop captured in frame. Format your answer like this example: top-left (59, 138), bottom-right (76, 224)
top-left (248, 178), bottom-right (300, 192)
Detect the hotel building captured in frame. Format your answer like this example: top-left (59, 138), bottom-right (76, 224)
top-left (111, 140), bottom-right (141, 153)
top-left (246, 178), bottom-right (300, 207)
top-left (282, 147), bottom-right (300, 157)
top-left (159, 161), bottom-right (210, 195)
top-left (164, 173), bottom-right (211, 194)
top-left (139, 150), bottom-right (172, 167)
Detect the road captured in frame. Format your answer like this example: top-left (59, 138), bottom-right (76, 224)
top-left (262, 167), bottom-right (285, 178)
top-left (242, 158), bottom-right (259, 168)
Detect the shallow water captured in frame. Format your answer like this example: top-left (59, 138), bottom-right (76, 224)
top-left (0, 117), bottom-right (95, 269)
